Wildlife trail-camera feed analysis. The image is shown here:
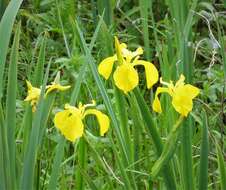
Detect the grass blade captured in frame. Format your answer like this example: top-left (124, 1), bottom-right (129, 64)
top-left (181, 118), bottom-right (194, 190)
top-left (20, 62), bottom-right (51, 190)
top-left (74, 20), bottom-right (130, 166)
top-left (0, 0), bottom-right (23, 98)
top-left (76, 138), bottom-right (87, 190)
top-left (198, 111), bottom-right (209, 190)
top-left (216, 142), bottom-right (226, 189)
top-left (133, 88), bottom-right (176, 189)
top-left (139, 0), bottom-right (151, 60)
top-left (33, 35), bottom-right (46, 87)
top-left (5, 21), bottom-right (21, 190)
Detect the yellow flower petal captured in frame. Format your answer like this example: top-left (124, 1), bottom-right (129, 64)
top-left (172, 95), bottom-right (192, 117)
top-left (172, 84), bottom-right (200, 117)
top-left (24, 81), bottom-right (41, 102)
top-left (46, 83), bottom-right (71, 95)
top-left (133, 60), bottom-right (159, 89)
top-left (183, 84), bottom-right (200, 99)
top-left (175, 74), bottom-right (185, 88)
top-left (152, 87), bottom-right (172, 113)
top-left (121, 46), bottom-right (143, 63)
top-left (98, 55), bottom-right (117, 79)
top-left (54, 109), bottom-right (84, 142)
top-left (84, 109), bottom-right (110, 136)
top-left (113, 63), bottom-right (139, 93)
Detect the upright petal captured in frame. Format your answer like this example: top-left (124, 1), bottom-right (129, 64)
top-left (152, 87), bottom-right (172, 113)
top-left (26, 80), bottom-right (33, 90)
top-left (133, 47), bottom-right (143, 57)
top-left (133, 60), bottom-right (159, 89)
top-left (114, 37), bottom-right (124, 64)
top-left (24, 81), bottom-right (41, 102)
top-left (84, 109), bottom-right (110, 136)
top-left (98, 55), bottom-right (117, 80)
top-left (113, 63), bottom-right (139, 93)
top-left (175, 74), bottom-right (185, 88)
top-left (54, 109), bottom-right (84, 142)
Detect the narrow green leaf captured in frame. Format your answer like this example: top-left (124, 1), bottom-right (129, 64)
top-left (74, 20), bottom-right (130, 166)
top-left (114, 88), bottom-right (131, 160)
top-left (48, 14), bottom-right (104, 189)
top-left (181, 118), bottom-right (194, 190)
top-left (97, 0), bottom-right (114, 26)
top-left (133, 88), bottom-right (176, 189)
top-left (47, 137), bottom-right (65, 190)
top-left (139, 0), bottom-right (151, 60)
top-left (0, 103), bottom-right (6, 190)
top-left (33, 35), bottom-right (46, 87)
top-left (151, 116), bottom-right (184, 179)
top-left (198, 111), bottom-right (209, 190)
top-left (5, 21), bottom-right (21, 190)
top-left (20, 62), bottom-right (51, 190)
top-left (76, 138), bottom-right (87, 190)
top-left (0, 0), bottom-right (23, 98)
top-left (216, 142), bottom-right (226, 190)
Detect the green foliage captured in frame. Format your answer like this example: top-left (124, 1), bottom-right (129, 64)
top-left (0, 0), bottom-right (225, 189)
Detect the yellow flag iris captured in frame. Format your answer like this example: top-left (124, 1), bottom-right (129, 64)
top-left (152, 74), bottom-right (200, 117)
top-left (24, 81), bottom-right (41, 112)
top-left (98, 37), bottom-right (159, 93)
top-left (53, 101), bottom-right (110, 142)
top-left (24, 80), bottom-right (71, 112)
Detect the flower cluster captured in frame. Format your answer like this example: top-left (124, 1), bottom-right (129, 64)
top-left (24, 80), bottom-right (110, 142)
top-left (98, 37), bottom-right (200, 117)
top-left (24, 37), bottom-right (200, 143)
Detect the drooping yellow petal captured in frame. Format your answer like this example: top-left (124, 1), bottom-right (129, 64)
top-left (54, 109), bottom-right (84, 142)
top-left (113, 63), bottom-right (139, 93)
top-left (183, 84), bottom-right (200, 99)
top-left (98, 55), bottom-right (117, 80)
top-left (133, 60), bottom-right (159, 89)
top-left (45, 83), bottom-right (71, 95)
top-left (152, 87), bottom-right (172, 113)
top-left (172, 84), bottom-right (200, 117)
top-left (84, 109), bottom-right (110, 136)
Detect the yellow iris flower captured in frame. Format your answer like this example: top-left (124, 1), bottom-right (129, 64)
top-left (53, 101), bottom-right (110, 142)
top-left (24, 81), bottom-right (41, 112)
top-left (98, 37), bottom-right (159, 93)
top-left (24, 80), bottom-right (71, 112)
top-left (152, 74), bottom-right (200, 117)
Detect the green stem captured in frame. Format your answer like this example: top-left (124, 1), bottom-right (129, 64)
top-left (181, 117), bottom-right (194, 190)
top-left (151, 115), bottom-right (184, 178)
top-left (76, 137), bottom-right (87, 190)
